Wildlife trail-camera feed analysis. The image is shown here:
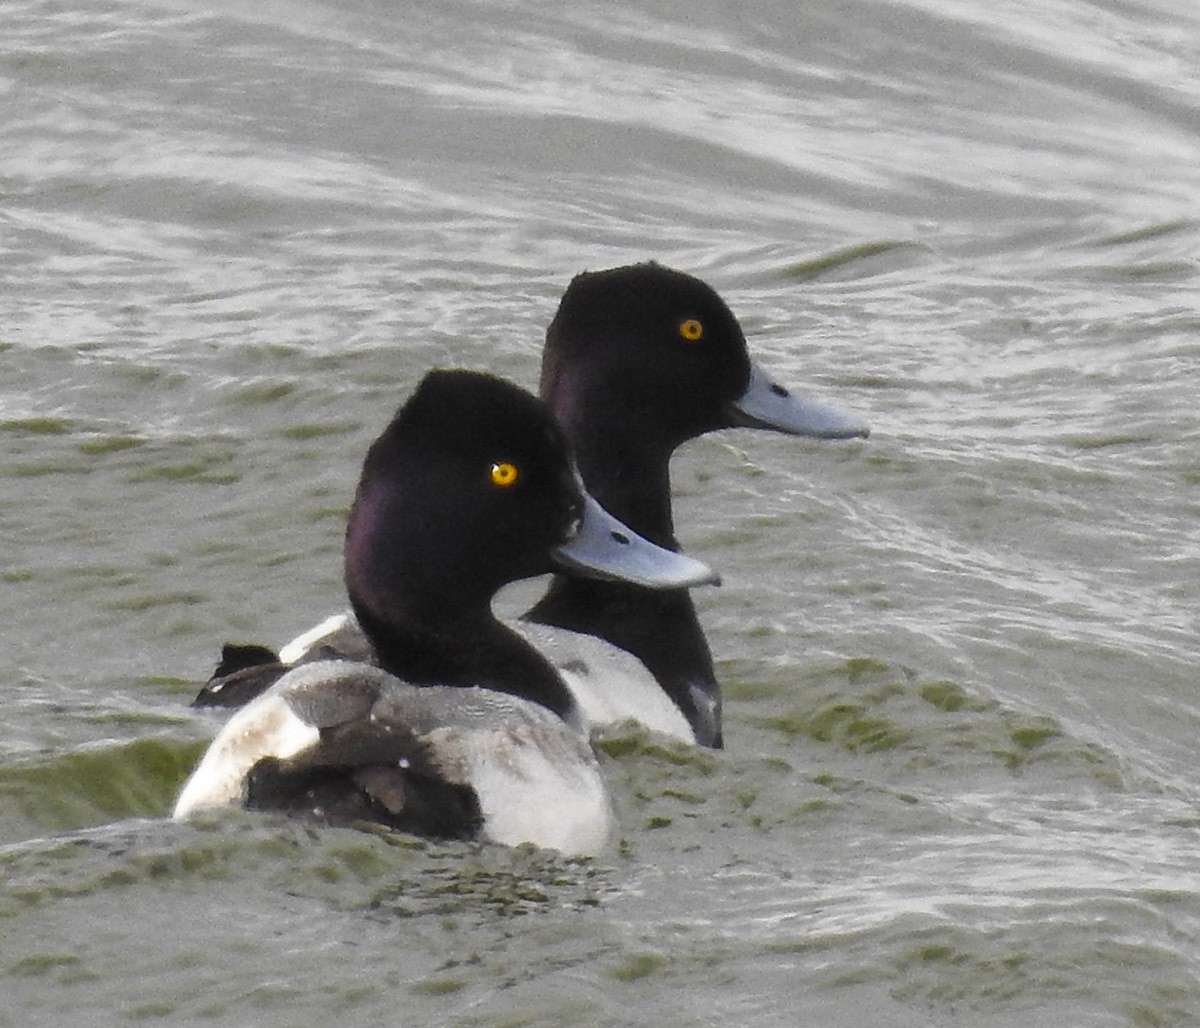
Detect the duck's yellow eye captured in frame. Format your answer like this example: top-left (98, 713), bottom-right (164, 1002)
top-left (679, 318), bottom-right (704, 342)
top-left (490, 461), bottom-right (519, 488)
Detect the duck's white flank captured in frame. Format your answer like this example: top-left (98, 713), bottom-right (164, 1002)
top-left (277, 612), bottom-right (355, 665)
top-left (515, 623), bottom-right (694, 743)
top-left (425, 703), bottom-right (614, 855)
top-left (173, 690), bottom-right (319, 818)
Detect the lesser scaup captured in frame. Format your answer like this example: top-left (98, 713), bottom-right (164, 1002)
top-left (174, 370), bottom-right (718, 854)
top-left (195, 264), bottom-right (867, 748)
top-left (525, 263), bottom-right (867, 746)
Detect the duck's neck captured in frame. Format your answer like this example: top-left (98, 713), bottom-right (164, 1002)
top-left (353, 595), bottom-right (579, 725)
top-left (554, 380), bottom-right (680, 546)
top-left (528, 386), bottom-right (722, 747)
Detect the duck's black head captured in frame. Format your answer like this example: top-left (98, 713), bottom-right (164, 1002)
top-left (541, 263), bottom-right (754, 457)
top-left (346, 370), bottom-right (584, 624)
top-left (537, 262), bottom-right (868, 542)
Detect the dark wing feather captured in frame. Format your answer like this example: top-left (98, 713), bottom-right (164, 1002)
top-left (244, 718), bottom-right (482, 840)
top-left (192, 643), bottom-right (287, 708)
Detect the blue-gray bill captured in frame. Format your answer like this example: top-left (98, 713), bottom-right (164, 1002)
top-left (729, 360), bottom-right (870, 439)
top-left (551, 494), bottom-right (721, 589)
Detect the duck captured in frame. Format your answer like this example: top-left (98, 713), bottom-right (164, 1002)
top-left (194, 263), bottom-right (868, 748)
top-left (173, 370), bottom-right (719, 854)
